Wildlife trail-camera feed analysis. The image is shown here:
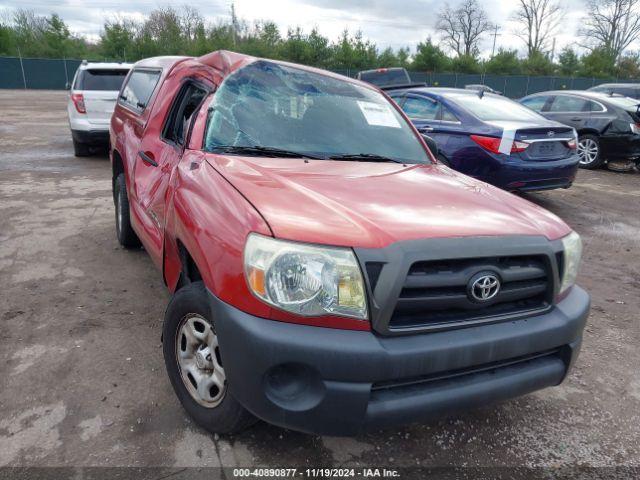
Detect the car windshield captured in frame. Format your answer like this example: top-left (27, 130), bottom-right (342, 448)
top-left (204, 61), bottom-right (429, 163)
top-left (75, 69), bottom-right (129, 91)
top-left (450, 93), bottom-right (545, 121)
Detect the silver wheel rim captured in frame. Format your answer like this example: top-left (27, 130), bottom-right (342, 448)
top-left (577, 138), bottom-right (598, 165)
top-left (176, 313), bottom-right (226, 408)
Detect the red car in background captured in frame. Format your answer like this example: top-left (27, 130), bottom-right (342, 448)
top-left (110, 51), bottom-right (589, 435)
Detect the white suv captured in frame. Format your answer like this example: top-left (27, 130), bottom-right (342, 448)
top-left (67, 61), bottom-right (132, 156)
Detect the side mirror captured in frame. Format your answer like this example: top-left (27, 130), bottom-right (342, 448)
top-left (422, 134), bottom-right (439, 155)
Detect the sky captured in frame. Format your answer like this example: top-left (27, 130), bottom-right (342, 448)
top-left (0, 0), bottom-right (593, 58)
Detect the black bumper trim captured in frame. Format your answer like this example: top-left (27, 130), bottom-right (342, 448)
top-left (71, 129), bottom-right (110, 145)
top-left (210, 286), bottom-right (589, 436)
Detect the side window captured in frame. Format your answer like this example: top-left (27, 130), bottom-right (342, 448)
top-left (402, 96), bottom-right (439, 120)
top-left (521, 96), bottom-right (548, 112)
top-left (586, 100), bottom-right (605, 112)
top-left (163, 82), bottom-right (208, 146)
top-left (548, 95), bottom-right (589, 112)
top-left (120, 69), bottom-right (161, 112)
top-left (440, 105), bottom-right (459, 122)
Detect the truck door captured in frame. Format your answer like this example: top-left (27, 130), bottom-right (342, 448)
top-left (133, 80), bottom-right (210, 267)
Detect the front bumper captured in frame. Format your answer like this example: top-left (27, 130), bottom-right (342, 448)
top-left (211, 286), bottom-right (589, 436)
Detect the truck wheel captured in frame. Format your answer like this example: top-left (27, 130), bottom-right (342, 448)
top-left (73, 139), bottom-right (91, 157)
top-left (163, 281), bottom-right (256, 435)
top-left (114, 174), bottom-right (141, 248)
top-left (577, 134), bottom-right (603, 169)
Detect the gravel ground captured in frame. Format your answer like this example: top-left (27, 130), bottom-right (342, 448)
top-left (0, 90), bottom-right (638, 476)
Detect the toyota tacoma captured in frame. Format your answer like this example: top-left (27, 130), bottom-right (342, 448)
top-left (110, 51), bottom-right (589, 436)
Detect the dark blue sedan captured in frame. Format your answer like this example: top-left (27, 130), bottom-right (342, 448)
top-left (387, 88), bottom-right (580, 192)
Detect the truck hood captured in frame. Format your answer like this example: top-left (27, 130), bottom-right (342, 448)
top-left (205, 156), bottom-right (571, 248)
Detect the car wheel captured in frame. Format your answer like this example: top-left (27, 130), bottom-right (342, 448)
top-left (114, 174), bottom-right (141, 248)
top-left (163, 281), bottom-right (256, 434)
top-left (577, 134), bottom-right (603, 169)
top-left (73, 138), bottom-right (91, 157)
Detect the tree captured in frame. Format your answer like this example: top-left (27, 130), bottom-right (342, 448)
top-left (436, 0), bottom-right (493, 57)
top-left (579, 47), bottom-right (616, 77)
top-left (522, 51), bottom-right (555, 75)
top-left (558, 47), bottom-right (580, 76)
top-left (512, 0), bottom-right (563, 56)
top-left (100, 17), bottom-right (136, 60)
top-left (412, 38), bottom-right (450, 71)
top-left (581, 0), bottom-right (640, 60)
top-left (617, 51), bottom-right (640, 78)
top-left (451, 54), bottom-right (481, 73)
top-left (484, 49), bottom-right (521, 74)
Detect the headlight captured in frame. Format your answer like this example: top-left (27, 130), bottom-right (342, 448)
top-left (243, 234), bottom-right (368, 320)
top-left (559, 231), bottom-right (582, 294)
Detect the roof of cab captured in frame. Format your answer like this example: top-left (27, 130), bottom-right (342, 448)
top-left (133, 50), bottom-right (373, 89)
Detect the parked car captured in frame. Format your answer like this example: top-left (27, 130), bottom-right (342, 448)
top-left (386, 87), bottom-right (579, 192)
top-left (110, 51), bottom-right (589, 436)
top-left (465, 84), bottom-right (502, 95)
top-left (519, 90), bottom-right (640, 169)
top-left (67, 61), bottom-right (132, 156)
top-left (588, 83), bottom-right (640, 99)
top-left (356, 67), bottom-right (422, 89)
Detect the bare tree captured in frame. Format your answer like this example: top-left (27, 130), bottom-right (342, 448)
top-left (580, 0), bottom-right (640, 59)
top-left (436, 0), bottom-right (493, 57)
top-left (512, 0), bottom-right (563, 56)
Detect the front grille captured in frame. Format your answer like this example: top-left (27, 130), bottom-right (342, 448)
top-left (389, 255), bottom-right (552, 330)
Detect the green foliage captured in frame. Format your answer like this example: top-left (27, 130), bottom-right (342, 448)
top-left (522, 51), bottom-right (555, 76)
top-left (412, 39), bottom-right (449, 72)
top-left (579, 47), bottom-right (616, 78)
top-left (450, 54), bottom-right (481, 74)
top-left (484, 49), bottom-right (521, 75)
top-left (557, 48), bottom-right (579, 76)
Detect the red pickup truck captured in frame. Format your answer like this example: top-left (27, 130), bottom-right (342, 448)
top-left (110, 51), bottom-right (589, 436)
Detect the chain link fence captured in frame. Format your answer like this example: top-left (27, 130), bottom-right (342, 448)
top-left (2, 56), bottom-right (638, 98)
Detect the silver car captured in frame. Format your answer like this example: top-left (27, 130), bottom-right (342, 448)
top-left (67, 61), bottom-right (132, 156)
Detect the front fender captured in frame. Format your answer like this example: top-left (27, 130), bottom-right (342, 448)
top-left (163, 152), bottom-right (272, 316)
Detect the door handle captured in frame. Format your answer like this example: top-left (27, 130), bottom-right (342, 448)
top-left (138, 151), bottom-right (157, 167)
top-left (419, 126), bottom-right (434, 132)
top-left (570, 117), bottom-right (583, 121)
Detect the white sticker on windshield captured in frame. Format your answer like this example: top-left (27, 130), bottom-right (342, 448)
top-left (357, 101), bottom-right (401, 128)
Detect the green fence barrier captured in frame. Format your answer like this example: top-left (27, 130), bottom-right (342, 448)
top-left (1, 56), bottom-right (637, 97)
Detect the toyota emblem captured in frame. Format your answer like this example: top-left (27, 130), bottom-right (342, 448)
top-left (468, 272), bottom-right (501, 302)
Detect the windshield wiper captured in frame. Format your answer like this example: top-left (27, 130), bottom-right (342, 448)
top-left (328, 153), bottom-right (403, 163)
top-left (209, 145), bottom-right (323, 160)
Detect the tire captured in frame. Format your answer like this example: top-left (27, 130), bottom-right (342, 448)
top-left (73, 138), bottom-right (91, 157)
top-left (163, 281), bottom-right (256, 435)
top-left (577, 134), bottom-right (604, 169)
top-left (114, 174), bottom-right (141, 248)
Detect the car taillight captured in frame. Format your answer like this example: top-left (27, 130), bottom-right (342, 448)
top-left (630, 123), bottom-right (640, 135)
top-left (565, 138), bottom-right (577, 149)
top-left (71, 93), bottom-right (86, 114)
top-left (470, 135), bottom-right (529, 154)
